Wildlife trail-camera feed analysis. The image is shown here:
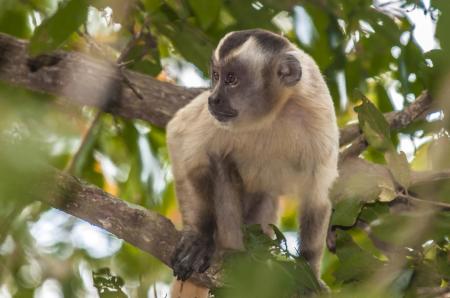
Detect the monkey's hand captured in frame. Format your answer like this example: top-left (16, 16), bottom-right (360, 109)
top-left (171, 230), bottom-right (215, 281)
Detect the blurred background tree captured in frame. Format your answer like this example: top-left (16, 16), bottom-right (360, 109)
top-left (0, 0), bottom-right (449, 297)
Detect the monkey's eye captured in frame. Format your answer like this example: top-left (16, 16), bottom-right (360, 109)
top-left (225, 72), bottom-right (237, 85)
top-left (212, 71), bottom-right (219, 82)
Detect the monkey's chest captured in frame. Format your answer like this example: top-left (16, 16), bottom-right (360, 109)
top-left (232, 150), bottom-right (302, 196)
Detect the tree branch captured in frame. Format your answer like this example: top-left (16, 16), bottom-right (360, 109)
top-left (44, 170), bottom-right (221, 289)
top-left (340, 91), bottom-right (434, 160)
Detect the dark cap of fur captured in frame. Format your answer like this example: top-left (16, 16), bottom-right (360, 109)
top-left (218, 29), bottom-right (289, 59)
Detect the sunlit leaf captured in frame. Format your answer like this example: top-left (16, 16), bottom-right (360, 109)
top-left (0, 3), bottom-right (32, 38)
top-left (385, 150), bottom-right (411, 189)
top-left (377, 184), bottom-right (397, 202)
top-left (354, 96), bottom-right (392, 151)
top-left (93, 268), bottom-right (127, 297)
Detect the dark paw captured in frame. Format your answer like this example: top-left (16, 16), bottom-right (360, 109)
top-left (171, 231), bottom-right (215, 281)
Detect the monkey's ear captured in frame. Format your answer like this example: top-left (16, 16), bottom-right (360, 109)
top-left (277, 54), bottom-right (302, 86)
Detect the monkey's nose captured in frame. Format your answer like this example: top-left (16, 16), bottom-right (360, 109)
top-left (208, 95), bottom-right (221, 105)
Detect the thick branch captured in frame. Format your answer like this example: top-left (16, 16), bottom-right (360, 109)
top-left (43, 170), bottom-right (220, 288)
top-left (0, 33), bottom-right (203, 128)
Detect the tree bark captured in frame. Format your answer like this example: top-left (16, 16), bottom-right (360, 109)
top-left (45, 170), bottom-right (221, 288)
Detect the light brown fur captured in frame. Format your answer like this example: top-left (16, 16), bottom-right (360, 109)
top-left (167, 30), bottom-right (339, 297)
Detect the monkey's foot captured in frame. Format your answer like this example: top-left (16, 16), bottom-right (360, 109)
top-left (318, 279), bottom-right (330, 293)
top-left (171, 231), bottom-right (215, 281)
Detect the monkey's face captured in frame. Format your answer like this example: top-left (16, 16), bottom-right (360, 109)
top-left (208, 30), bottom-right (302, 129)
top-left (208, 58), bottom-right (273, 126)
top-left (208, 54), bottom-right (301, 129)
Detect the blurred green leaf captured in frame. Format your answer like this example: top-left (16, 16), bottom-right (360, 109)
top-left (387, 269), bottom-right (414, 297)
top-left (29, 0), bottom-right (89, 55)
top-left (359, 202), bottom-right (390, 223)
top-left (331, 199), bottom-right (362, 227)
top-left (0, 3), bottom-right (32, 38)
top-left (334, 231), bottom-right (383, 283)
top-left (375, 83), bottom-right (394, 113)
top-left (385, 150), bottom-right (411, 189)
top-left (214, 225), bottom-right (321, 298)
top-left (188, 0), bottom-right (221, 29)
top-left (143, 0), bottom-right (163, 13)
top-left (434, 0), bottom-right (450, 51)
top-left (153, 16), bottom-right (214, 73)
top-left (355, 96), bottom-right (392, 151)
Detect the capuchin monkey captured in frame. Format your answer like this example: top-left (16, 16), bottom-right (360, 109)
top-left (167, 29), bottom-right (339, 295)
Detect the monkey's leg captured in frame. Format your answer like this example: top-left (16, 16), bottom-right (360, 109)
top-left (244, 193), bottom-right (278, 235)
top-left (171, 169), bottom-right (216, 281)
top-left (299, 182), bottom-right (332, 280)
top-left (210, 154), bottom-right (245, 250)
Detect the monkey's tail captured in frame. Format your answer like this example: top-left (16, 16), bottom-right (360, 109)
top-left (170, 279), bottom-right (209, 298)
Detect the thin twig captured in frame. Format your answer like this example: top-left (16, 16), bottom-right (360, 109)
top-left (397, 193), bottom-right (450, 211)
top-left (411, 169), bottom-right (450, 186)
top-left (339, 91), bottom-right (434, 159)
top-left (116, 16), bottom-right (155, 100)
top-left (68, 19), bottom-right (153, 172)
top-left (339, 90), bottom-right (434, 147)
top-left (339, 135), bottom-right (367, 162)
top-left (66, 112), bottom-right (102, 174)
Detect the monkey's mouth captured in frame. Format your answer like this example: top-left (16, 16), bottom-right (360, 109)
top-left (208, 108), bottom-right (238, 122)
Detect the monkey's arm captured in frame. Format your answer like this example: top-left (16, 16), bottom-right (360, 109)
top-left (170, 169), bottom-right (216, 281)
top-left (166, 99), bottom-right (218, 280)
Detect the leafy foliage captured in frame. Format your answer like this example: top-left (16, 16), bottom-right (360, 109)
top-left (213, 225), bottom-right (321, 298)
top-left (93, 268), bottom-right (127, 297)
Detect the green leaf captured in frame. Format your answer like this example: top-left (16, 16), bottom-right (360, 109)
top-left (30, 0), bottom-right (57, 15)
top-left (29, 0), bottom-right (89, 55)
top-left (435, 1), bottom-right (450, 51)
top-left (331, 199), bottom-right (363, 227)
top-left (359, 202), bottom-right (390, 223)
top-left (334, 231), bottom-right (384, 283)
top-left (0, 3), bottom-right (33, 38)
top-left (354, 96), bottom-right (392, 151)
top-left (369, 212), bottom-right (449, 246)
top-left (143, 0), bottom-right (163, 13)
top-left (153, 19), bottom-right (214, 73)
top-left (188, 0), bottom-right (221, 29)
top-left (385, 150), bottom-right (411, 189)
top-left (331, 158), bottom-right (395, 203)
top-left (375, 83), bottom-right (394, 113)
top-left (93, 268), bottom-right (127, 298)
top-left (387, 269), bottom-right (414, 297)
